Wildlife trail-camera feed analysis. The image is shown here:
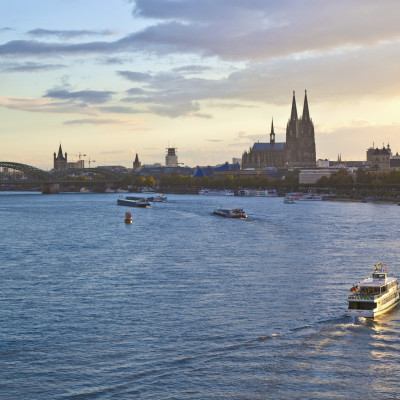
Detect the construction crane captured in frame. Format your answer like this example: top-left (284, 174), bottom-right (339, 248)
top-left (88, 158), bottom-right (96, 168)
top-left (69, 152), bottom-right (86, 160)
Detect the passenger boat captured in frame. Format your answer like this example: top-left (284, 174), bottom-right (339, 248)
top-left (347, 262), bottom-right (400, 318)
top-left (117, 198), bottom-right (151, 208)
top-left (213, 208), bottom-right (247, 218)
top-left (199, 189), bottom-right (234, 196)
top-left (238, 189), bottom-right (277, 197)
top-left (297, 192), bottom-right (322, 201)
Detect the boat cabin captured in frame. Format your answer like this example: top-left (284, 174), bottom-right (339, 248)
top-left (372, 270), bottom-right (388, 282)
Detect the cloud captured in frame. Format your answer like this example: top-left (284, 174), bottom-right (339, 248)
top-left (43, 89), bottom-right (115, 104)
top-left (63, 117), bottom-right (145, 127)
top-left (126, 88), bottom-right (147, 95)
top-left (0, 95), bottom-right (98, 114)
top-left (27, 28), bottom-right (117, 39)
top-left (117, 70), bottom-right (152, 82)
top-left (131, 0), bottom-right (400, 60)
top-left (98, 105), bottom-right (138, 114)
top-left (1, 1), bottom-right (400, 62)
top-left (172, 65), bottom-right (212, 74)
top-left (0, 61), bottom-right (65, 72)
top-left (115, 38), bottom-right (400, 118)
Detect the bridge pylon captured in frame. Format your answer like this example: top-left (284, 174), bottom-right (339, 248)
top-left (41, 183), bottom-right (60, 194)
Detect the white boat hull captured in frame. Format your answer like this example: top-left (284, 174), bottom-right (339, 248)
top-left (347, 295), bottom-right (400, 318)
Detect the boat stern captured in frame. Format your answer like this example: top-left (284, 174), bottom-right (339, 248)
top-left (347, 309), bottom-right (374, 318)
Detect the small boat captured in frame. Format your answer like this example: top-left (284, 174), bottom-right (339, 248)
top-left (141, 187), bottom-right (155, 193)
top-left (285, 192), bottom-right (303, 200)
top-left (153, 195), bottom-right (167, 202)
top-left (124, 212), bottom-right (133, 223)
top-left (213, 208), bottom-right (247, 218)
top-left (199, 189), bottom-right (234, 196)
top-left (283, 195), bottom-right (295, 204)
top-left (347, 262), bottom-right (400, 318)
top-left (117, 198), bottom-right (151, 208)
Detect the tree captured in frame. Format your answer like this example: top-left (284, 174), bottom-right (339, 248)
top-left (145, 176), bottom-right (156, 188)
top-left (356, 169), bottom-right (372, 184)
top-left (121, 173), bottom-right (134, 186)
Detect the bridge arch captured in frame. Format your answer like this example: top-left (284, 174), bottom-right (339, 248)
top-left (52, 167), bottom-right (123, 181)
top-left (0, 162), bottom-right (51, 181)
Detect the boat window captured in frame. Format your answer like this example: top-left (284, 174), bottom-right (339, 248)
top-left (348, 302), bottom-right (377, 310)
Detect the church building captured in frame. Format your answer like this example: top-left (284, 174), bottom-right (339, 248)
top-left (242, 91), bottom-right (316, 168)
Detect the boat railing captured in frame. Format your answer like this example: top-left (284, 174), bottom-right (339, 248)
top-left (348, 293), bottom-right (380, 301)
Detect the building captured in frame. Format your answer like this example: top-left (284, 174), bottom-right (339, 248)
top-left (133, 153), bottom-right (141, 170)
top-left (193, 162), bottom-right (240, 178)
top-left (242, 91), bottom-right (316, 169)
top-left (53, 143), bottom-right (67, 171)
top-left (299, 169), bottom-right (339, 184)
top-left (366, 144), bottom-right (391, 172)
top-left (166, 147), bottom-right (178, 167)
top-left (390, 159), bottom-right (400, 171)
top-left (67, 160), bottom-right (85, 169)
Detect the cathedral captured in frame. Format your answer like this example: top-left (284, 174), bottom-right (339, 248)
top-left (241, 91), bottom-right (316, 168)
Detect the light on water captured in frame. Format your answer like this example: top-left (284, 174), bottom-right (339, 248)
top-left (1, 193), bottom-right (400, 399)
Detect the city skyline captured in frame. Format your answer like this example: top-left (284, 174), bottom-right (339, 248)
top-left (1, 1), bottom-right (400, 169)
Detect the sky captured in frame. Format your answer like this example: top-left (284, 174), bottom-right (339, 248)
top-left (1, 0), bottom-right (400, 170)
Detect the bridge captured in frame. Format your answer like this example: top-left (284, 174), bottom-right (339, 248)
top-left (0, 162), bottom-right (124, 193)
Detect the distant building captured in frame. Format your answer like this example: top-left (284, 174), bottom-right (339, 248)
top-left (166, 147), bottom-right (178, 167)
top-left (133, 153), bottom-right (141, 170)
top-left (367, 144), bottom-right (391, 172)
top-left (232, 157), bottom-right (242, 166)
top-left (136, 165), bottom-right (194, 177)
top-left (97, 165), bottom-right (127, 173)
top-left (299, 169), bottom-right (338, 184)
top-left (67, 160), bottom-right (85, 169)
top-left (316, 159), bottom-right (329, 168)
top-left (390, 159), bottom-right (400, 171)
top-left (54, 143), bottom-right (67, 171)
top-left (193, 162), bottom-right (240, 178)
top-left (242, 90), bottom-right (316, 169)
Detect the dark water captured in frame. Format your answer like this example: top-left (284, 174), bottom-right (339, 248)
top-left (1, 192), bottom-right (400, 399)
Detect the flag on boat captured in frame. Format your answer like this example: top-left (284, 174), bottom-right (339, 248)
top-left (350, 286), bottom-right (358, 292)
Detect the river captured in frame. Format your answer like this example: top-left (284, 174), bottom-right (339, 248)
top-left (1, 192), bottom-right (399, 399)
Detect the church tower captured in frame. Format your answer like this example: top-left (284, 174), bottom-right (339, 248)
top-left (133, 153), bottom-right (141, 170)
top-left (285, 91), bottom-right (299, 163)
top-left (53, 143), bottom-right (67, 171)
top-left (298, 90), bottom-right (316, 164)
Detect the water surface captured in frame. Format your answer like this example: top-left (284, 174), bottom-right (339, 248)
top-left (1, 192), bottom-right (399, 399)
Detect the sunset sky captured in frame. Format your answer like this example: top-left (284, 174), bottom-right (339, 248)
top-left (1, 0), bottom-right (400, 170)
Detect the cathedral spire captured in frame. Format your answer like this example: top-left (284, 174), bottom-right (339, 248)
top-left (57, 143), bottom-right (63, 158)
top-left (302, 89), bottom-right (310, 121)
top-left (290, 90), bottom-right (298, 121)
top-left (270, 118), bottom-right (275, 145)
